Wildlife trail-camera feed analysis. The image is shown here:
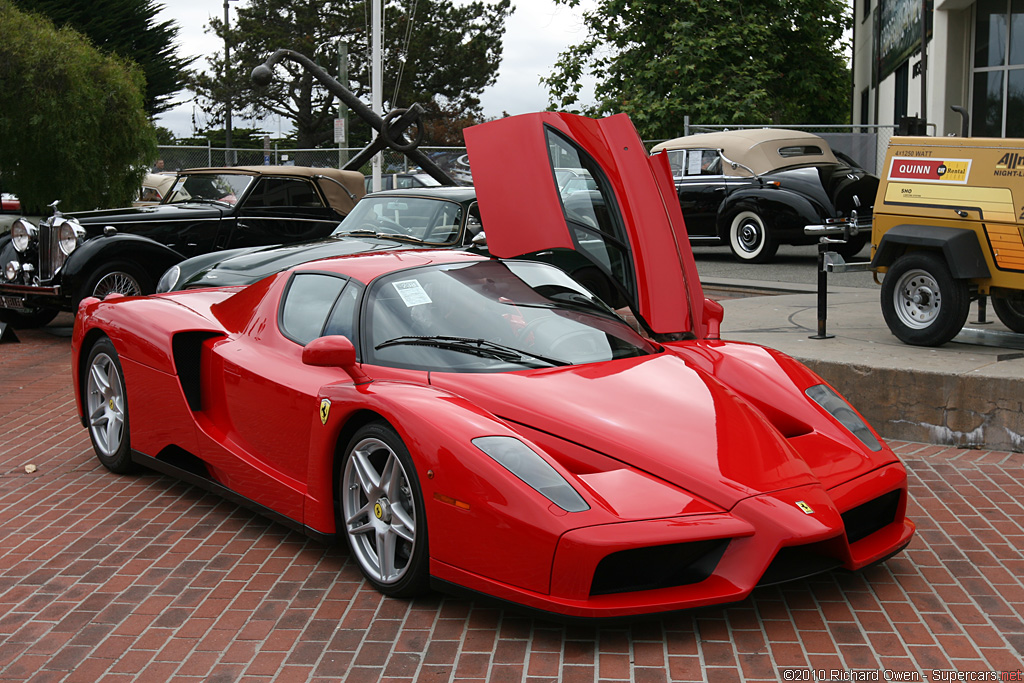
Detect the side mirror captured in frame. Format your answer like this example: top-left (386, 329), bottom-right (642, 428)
top-left (302, 335), bottom-right (371, 384)
top-left (701, 298), bottom-right (724, 340)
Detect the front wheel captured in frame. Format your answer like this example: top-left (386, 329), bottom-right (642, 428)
top-left (84, 261), bottom-right (152, 301)
top-left (340, 421), bottom-right (428, 597)
top-left (84, 337), bottom-right (136, 473)
top-left (880, 252), bottom-right (970, 346)
top-left (991, 290), bottom-right (1024, 333)
top-left (726, 209), bottom-right (778, 263)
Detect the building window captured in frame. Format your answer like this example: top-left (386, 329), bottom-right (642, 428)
top-left (971, 0), bottom-right (1024, 137)
top-left (895, 62), bottom-right (910, 124)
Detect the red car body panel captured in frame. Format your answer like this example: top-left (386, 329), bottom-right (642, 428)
top-left (70, 113), bottom-right (914, 618)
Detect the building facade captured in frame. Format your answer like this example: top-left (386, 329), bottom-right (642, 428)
top-left (853, 0), bottom-right (1024, 138)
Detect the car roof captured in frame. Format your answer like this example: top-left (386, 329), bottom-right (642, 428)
top-left (181, 165), bottom-right (366, 213)
top-left (650, 129), bottom-right (839, 175)
top-left (293, 248), bottom-right (487, 283)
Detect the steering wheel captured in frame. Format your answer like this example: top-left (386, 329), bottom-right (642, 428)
top-left (358, 217), bottom-right (406, 235)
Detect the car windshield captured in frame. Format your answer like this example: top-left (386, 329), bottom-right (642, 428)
top-left (333, 195), bottom-right (465, 244)
top-left (164, 173), bottom-right (254, 205)
top-left (366, 260), bottom-right (657, 372)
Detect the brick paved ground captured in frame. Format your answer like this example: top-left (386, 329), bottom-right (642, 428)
top-left (1, 315), bottom-right (1022, 682)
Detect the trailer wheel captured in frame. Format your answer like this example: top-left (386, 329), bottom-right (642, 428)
top-left (880, 251), bottom-right (970, 346)
top-left (992, 290), bottom-right (1024, 333)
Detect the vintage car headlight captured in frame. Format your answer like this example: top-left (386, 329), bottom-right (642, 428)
top-left (472, 436), bottom-right (589, 512)
top-left (10, 219), bottom-right (36, 253)
top-left (156, 265), bottom-right (180, 293)
top-left (55, 218), bottom-right (85, 256)
top-left (806, 384), bottom-right (881, 451)
top-left (5, 260), bottom-right (21, 281)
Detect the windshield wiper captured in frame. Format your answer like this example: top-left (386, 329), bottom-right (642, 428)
top-left (374, 335), bottom-right (569, 367)
top-left (335, 229), bottom-right (424, 243)
top-left (504, 292), bottom-right (621, 321)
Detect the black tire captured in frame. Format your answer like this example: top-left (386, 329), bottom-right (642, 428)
top-left (832, 233), bottom-right (869, 261)
top-left (0, 306), bottom-right (60, 328)
top-left (339, 421), bottom-right (429, 597)
top-left (83, 261), bottom-right (153, 302)
top-left (726, 208), bottom-right (778, 263)
top-left (991, 290), bottom-right (1024, 333)
top-left (880, 252), bottom-right (970, 346)
top-left (84, 337), bottom-right (136, 473)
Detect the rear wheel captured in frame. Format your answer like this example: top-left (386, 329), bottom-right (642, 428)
top-left (880, 252), bottom-right (970, 346)
top-left (991, 290), bottom-right (1024, 333)
top-left (340, 421), bottom-right (428, 597)
top-left (84, 337), bottom-right (136, 473)
top-left (832, 233), bottom-right (869, 260)
top-left (727, 209), bottom-right (778, 263)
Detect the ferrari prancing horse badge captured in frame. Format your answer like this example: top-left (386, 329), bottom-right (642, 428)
top-left (319, 398), bottom-right (331, 425)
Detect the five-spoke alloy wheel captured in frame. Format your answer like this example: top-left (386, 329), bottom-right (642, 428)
top-left (341, 422), bottom-right (428, 597)
top-left (85, 337), bottom-right (135, 473)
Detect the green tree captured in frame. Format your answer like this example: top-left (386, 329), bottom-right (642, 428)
top-left (0, 0), bottom-right (157, 213)
top-left (10, 0), bottom-right (194, 117)
top-left (190, 0), bottom-right (512, 148)
top-left (543, 0), bottom-right (851, 139)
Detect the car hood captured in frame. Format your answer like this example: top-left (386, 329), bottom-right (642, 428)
top-left (429, 352), bottom-right (820, 510)
top-left (767, 165), bottom-right (878, 218)
top-left (68, 202), bottom-right (224, 226)
top-left (182, 235), bottom-right (409, 288)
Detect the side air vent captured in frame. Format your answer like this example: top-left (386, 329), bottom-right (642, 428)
top-left (842, 490), bottom-right (901, 544)
top-left (590, 539), bottom-right (729, 596)
top-left (172, 332), bottom-right (222, 411)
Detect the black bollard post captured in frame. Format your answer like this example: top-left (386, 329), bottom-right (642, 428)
top-left (809, 240), bottom-right (835, 339)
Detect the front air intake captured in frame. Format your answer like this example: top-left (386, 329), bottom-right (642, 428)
top-left (590, 539), bottom-right (729, 596)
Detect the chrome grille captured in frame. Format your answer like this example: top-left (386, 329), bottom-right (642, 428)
top-left (37, 220), bottom-right (66, 281)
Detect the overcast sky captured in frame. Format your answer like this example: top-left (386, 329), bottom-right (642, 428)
top-left (154, 0), bottom-right (596, 139)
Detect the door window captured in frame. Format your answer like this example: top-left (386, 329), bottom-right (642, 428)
top-left (245, 177), bottom-right (324, 209)
top-left (545, 127), bottom-right (635, 302)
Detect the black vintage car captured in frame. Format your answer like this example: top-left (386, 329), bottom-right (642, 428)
top-left (0, 166), bottom-right (365, 327)
top-left (159, 186), bottom-right (485, 292)
top-left (650, 129), bottom-right (878, 263)
top-left (158, 185), bottom-right (622, 308)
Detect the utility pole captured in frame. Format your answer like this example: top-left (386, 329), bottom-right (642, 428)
top-left (371, 0), bottom-right (382, 192)
top-left (338, 42), bottom-right (349, 168)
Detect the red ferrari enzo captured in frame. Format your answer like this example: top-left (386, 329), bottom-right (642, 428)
top-left (71, 112), bottom-right (914, 618)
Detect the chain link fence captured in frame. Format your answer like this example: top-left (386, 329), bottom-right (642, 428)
top-left (156, 145), bottom-right (471, 183)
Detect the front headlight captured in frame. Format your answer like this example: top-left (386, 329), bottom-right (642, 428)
top-left (806, 384), bottom-right (881, 451)
top-left (5, 260), bottom-right (21, 281)
top-left (11, 219), bottom-right (36, 252)
top-left (55, 218), bottom-right (84, 256)
top-left (472, 436), bottom-right (589, 512)
top-left (156, 265), bottom-right (180, 293)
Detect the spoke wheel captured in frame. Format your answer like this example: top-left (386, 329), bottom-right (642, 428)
top-left (84, 338), bottom-right (135, 473)
top-left (341, 422), bottom-right (428, 597)
top-left (880, 252), bottom-right (970, 346)
top-left (82, 261), bottom-right (152, 306)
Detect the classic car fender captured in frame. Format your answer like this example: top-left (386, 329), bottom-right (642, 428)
top-left (717, 187), bottom-right (823, 241)
top-left (307, 379), bottom-right (607, 595)
top-left (870, 224), bottom-right (991, 278)
top-left (62, 233), bottom-right (186, 300)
